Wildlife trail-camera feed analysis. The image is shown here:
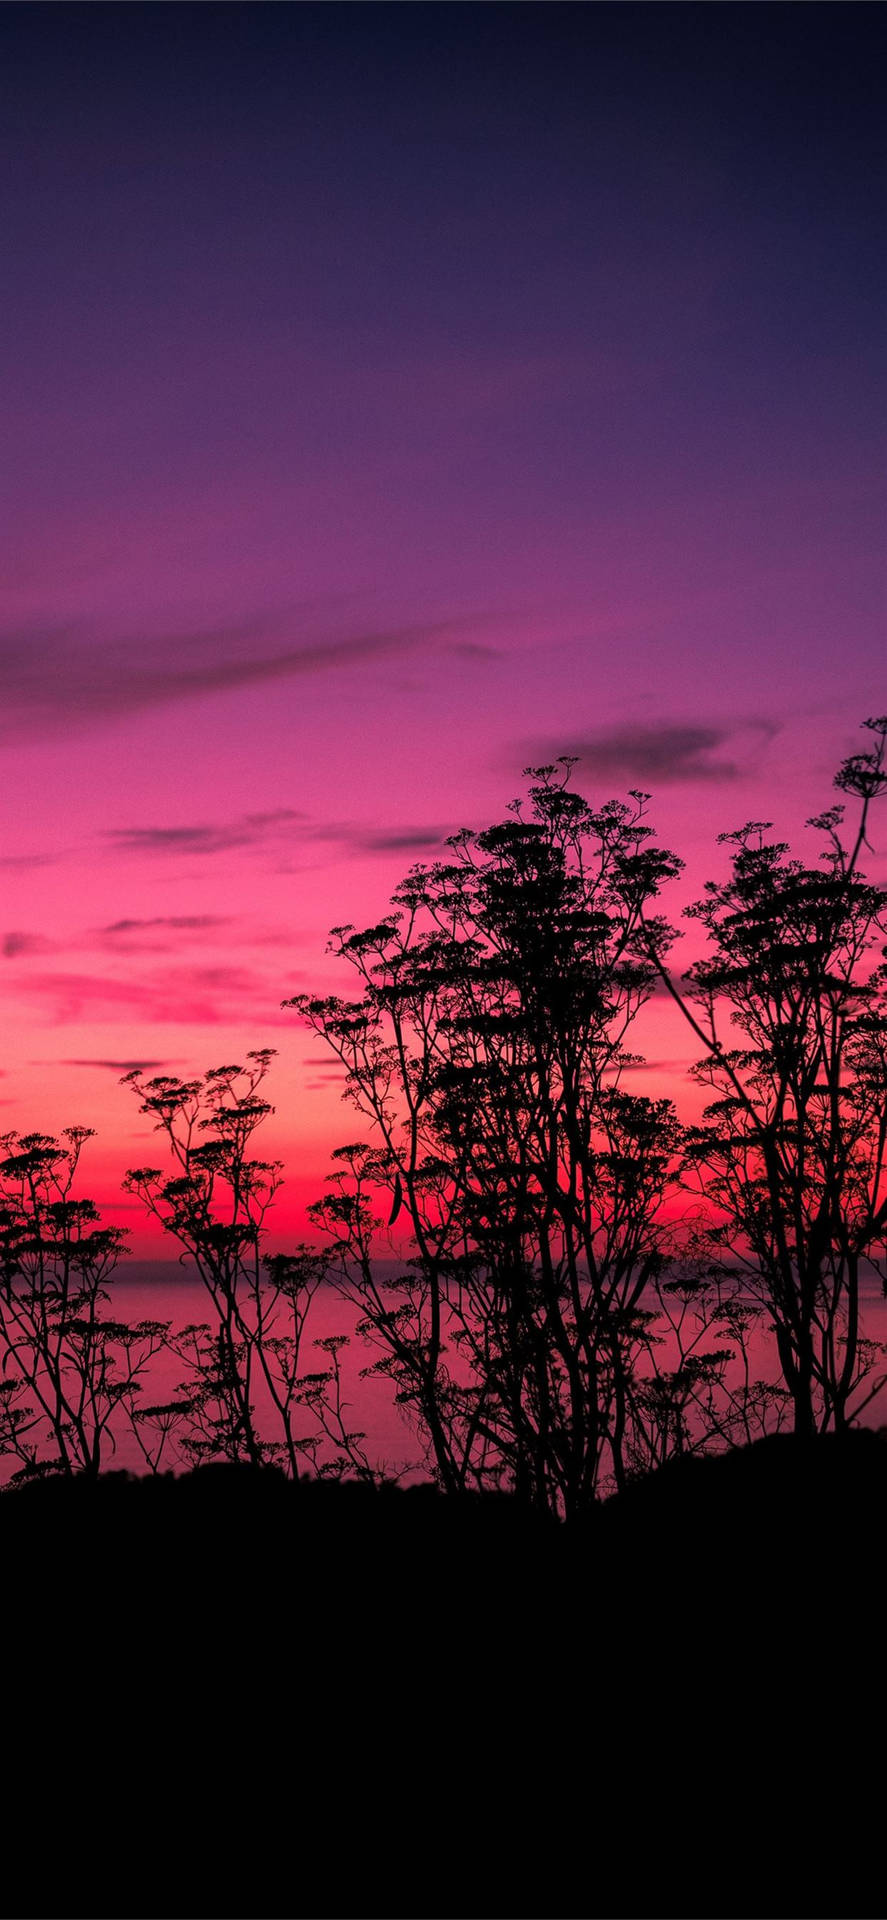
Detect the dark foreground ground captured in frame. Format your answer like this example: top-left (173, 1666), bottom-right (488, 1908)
top-left (2, 1431), bottom-right (884, 1920)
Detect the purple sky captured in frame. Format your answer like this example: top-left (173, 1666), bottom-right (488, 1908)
top-left (0, 4), bottom-right (883, 1242)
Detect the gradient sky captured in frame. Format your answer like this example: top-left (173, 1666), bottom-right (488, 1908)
top-left (1, 4), bottom-right (884, 1249)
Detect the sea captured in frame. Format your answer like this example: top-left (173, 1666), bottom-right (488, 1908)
top-left (93, 1261), bottom-right (887, 1480)
top-left (4, 1262), bottom-right (886, 1485)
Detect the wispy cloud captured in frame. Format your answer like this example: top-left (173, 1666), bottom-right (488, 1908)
top-left (310, 823), bottom-right (448, 856)
top-left (62, 1058), bottom-right (171, 1073)
top-left (10, 966), bottom-right (290, 1028)
top-left (105, 810), bottom-right (305, 857)
top-left (101, 915), bottom-right (229, 936)
top-left (94, 915), bottom-right (234, 955)
top-left (0, 618), bottom-right (460, 745)
top-left (3, 932), bottom-right (55, 958)
top-left (104, 812), bottom-right (447, 862)
top-left (517, 719), bottom-right (778, 786)
top-left (2, 919), bottom-right (245, 965)
top-left (0, 852), bottom-right (60, 871)
top-left (615, 1056), bottom-right (694, 1073)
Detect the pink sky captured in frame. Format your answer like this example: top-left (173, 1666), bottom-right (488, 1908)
top-left (1, 7), bottom-right (883, 1251)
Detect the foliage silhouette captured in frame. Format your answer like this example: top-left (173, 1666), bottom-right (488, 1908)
top-left (123, 1053), bottom-right (371, 1477)
top-left (290, 764), bottom-right (771, 1512)
top-left (644, 717), bottom-right (887, 1436)
top-left (1, 723), bottom-right (885, 1497)
top-left (0, 1128), bottom-right (166, 1478)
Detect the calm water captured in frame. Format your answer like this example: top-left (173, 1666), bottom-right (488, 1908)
top-left (99, 1263), bottom-right (887, 1476)
top-left (102, 1264), bottom-right (421, 1477)
top-left (9, 1263), bottom-right (887, 1482)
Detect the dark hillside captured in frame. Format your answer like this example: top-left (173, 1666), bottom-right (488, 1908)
top-left (2, 1437), bottom-right (883, 1919)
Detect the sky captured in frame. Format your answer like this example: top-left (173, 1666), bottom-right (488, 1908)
top-left (0, 4), bottom-right (883, 1250)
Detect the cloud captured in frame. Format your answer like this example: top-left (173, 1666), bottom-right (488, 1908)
top-left (517, 720), bottom-right (778, 786)
top-left (62, 1058), bottom-right (171, 1073)
top-left (360, 830), bottom-right (444, 853)
top-left (105, 811), bottom-right (305, 858)
top-left (96, 917), bottom-right (231, 956)
top-left (101, 915), bottom-right (230, 935)
top-left (11, 965), bottom-right (289, 1028)
top-left (3, 931), bottom-right (55, 958)
top-left (317, 824), bottom-right (447, 855)
top-left (104, 812), bottom-right (447, 862)
top-left (0, 618), bottom-right (460, 745)
top-left (615, 1056), bottom-right (694, 1073)
top-left (93, 914), bottom-right (303, 955)
top-left (0, 919), bottom-right (240, 968)
top-left (0, 852), bottom-right (60, 870)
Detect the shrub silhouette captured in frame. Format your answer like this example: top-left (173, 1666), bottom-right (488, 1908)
top-left (0, 1127), bottom-right (166, 1477)
top-left (647, 717), bottom-right (887, 1436)
top-left (290, 765), bottom-right (764, 1511)
top-left (1, 724), bottom-right (885, 1494)
top-left (123, 1053), bottom-right (349, 1476)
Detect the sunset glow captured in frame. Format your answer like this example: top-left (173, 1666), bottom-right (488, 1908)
top-left (1, 5), bottom-right (882, 1250)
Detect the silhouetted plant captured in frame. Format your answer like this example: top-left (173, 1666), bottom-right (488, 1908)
top-left (0, 1128), bottom-right (166, 1479)
top-left (5, 736), bottom-right (883, 1497)
top-left (127, 1390), bottom-right (195, 1475)
top-left (628, 1253), bottom-right (791, 1469)
top-left (646, 718), bottom-right (887, 1436)
top-left (123, 1053), bottom-right (361, 1475)
top-left (290, 763), bottom-right (752, 1511)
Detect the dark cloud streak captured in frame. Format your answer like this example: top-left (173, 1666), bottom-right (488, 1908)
top-left (62, 1058), bottom-right (170, 1072)
top-left (0, 852), bottom-right (60, 871)
top-left (105, 812), bottom-right (447, 860)
top-left (105, 811), bottom-right (305, 857)
top-left (101, 915), bottom-right (230, 935)
top-left (518, 720), bottom-right (778, 786)
top-left (313, 824), bottom-right (447, 855)
top-left (0, 620), bottom-right (462, 745)
top-left (3, 931), bottom-right (55, 958)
